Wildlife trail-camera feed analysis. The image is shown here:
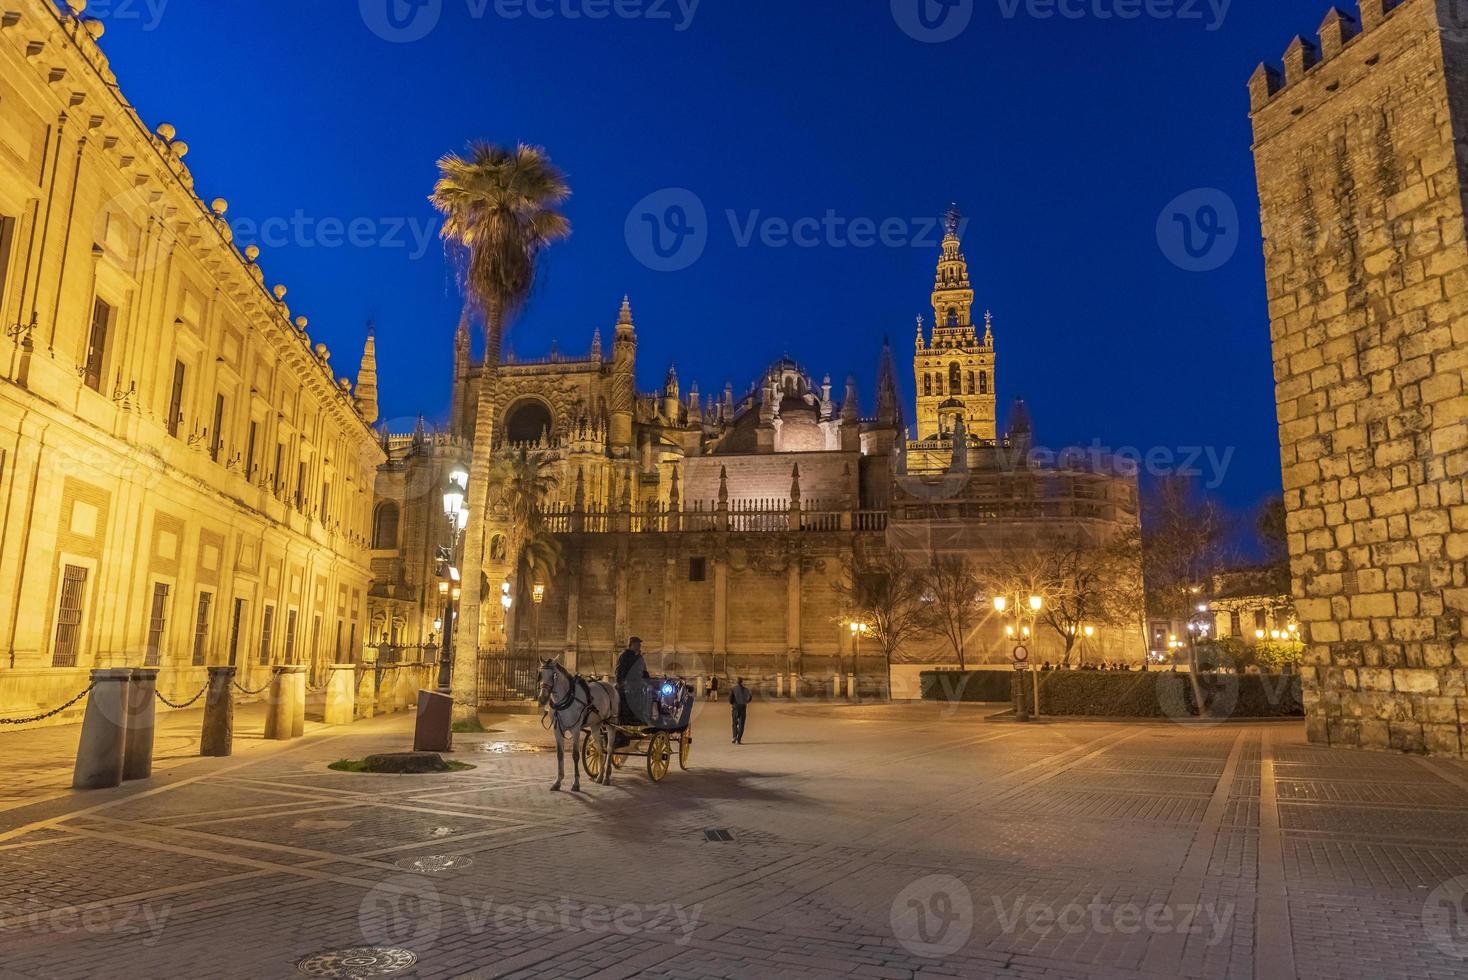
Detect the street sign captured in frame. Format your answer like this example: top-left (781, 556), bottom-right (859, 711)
top-left (1012, 645), bottom-right (1030, 665)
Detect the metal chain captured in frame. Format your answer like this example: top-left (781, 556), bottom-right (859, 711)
top-left (0, 684), bottom-right (94, 726)
top-left (232, 679), bottom-right (273, 696)
top-left (155, 684), bottom-right (209, 709)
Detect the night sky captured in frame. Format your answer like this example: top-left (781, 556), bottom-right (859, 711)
top-left (93, 0), bottom-right (1335, 516)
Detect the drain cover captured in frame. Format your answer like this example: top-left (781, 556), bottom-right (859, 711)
top-left (396, 854), bottom-right (473, 873)
top-left (296, 947), bottom-right (416, 978)
top-left (703, 829), bottom-right (734, 842)
top-left (429, 827), bottom-right (456, 838)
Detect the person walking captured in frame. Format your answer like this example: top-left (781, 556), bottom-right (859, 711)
top-left (708, 675), bottom-right (720, 703)
top-left (729, 677), bottom-right (752, 744)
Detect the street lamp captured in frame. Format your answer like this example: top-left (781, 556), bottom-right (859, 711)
top-left (531, 583), bottom-right (546, 659)
top-left (848, 621), bottom-right (868, 700)
top-left (435, 468), bottom-right (469, 695)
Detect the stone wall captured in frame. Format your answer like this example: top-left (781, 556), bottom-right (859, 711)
top-left (1250, 0), bottom-right (1468, 756)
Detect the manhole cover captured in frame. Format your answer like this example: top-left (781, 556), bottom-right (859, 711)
top-left (396, 854), bottom-right (473, 873)
top-left (703, 829), bottom-right (734, 842)
top-left (296, 947), bottom-right (416, 978)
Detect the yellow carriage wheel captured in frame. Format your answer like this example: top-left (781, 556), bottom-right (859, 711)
top-left (647, 732), bottom-right (671, 782)
top-left (581, 732), bottom-right (604, 779)
top-left (678, 732), bottom-right (692, 770)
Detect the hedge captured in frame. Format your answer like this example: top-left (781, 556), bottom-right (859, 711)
top-left (919, 670), bottom-right (1014, 703)
top-left (921, 669), bottom-right (1303, 719)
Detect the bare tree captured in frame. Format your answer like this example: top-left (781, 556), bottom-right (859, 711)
top-left (921, 554), bottom-right (982, 670)
top-left (1141, 475), bottom-right (1235, 696)
top-left (837, 549), bottom-right (932, 694)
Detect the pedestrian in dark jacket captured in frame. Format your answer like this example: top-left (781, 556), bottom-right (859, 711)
top-left (729, 678), bottom-right (752, 744)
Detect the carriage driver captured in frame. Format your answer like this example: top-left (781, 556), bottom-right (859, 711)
top-left (615, 636), bottom-right (650, 724)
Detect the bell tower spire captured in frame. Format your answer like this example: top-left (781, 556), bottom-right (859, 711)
top-left (931, 204), bottom-right (975, 337)
top-left (912, 204), bottom-right (996, 445)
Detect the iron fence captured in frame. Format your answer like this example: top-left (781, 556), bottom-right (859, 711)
top-left (475, 647), bottom-right (542, 703)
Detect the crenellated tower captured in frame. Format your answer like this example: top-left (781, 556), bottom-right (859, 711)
top-left (913, 208), bottom-right (997, 442)
top-left (1249, 0), bottom-right (1468, 758)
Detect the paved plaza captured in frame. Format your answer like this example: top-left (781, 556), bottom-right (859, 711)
top-left (3, 702), bottom-right (1468, 979)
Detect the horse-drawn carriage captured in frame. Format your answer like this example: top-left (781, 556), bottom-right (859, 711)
top-left (538, 660), bottom-right (694, 790)
top-left (582, 677), bottom-right (694, 783)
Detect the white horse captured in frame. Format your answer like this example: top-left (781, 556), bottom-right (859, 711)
top-left (537, 660), bottom-right (617, 791)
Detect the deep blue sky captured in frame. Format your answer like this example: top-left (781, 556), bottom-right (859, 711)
top-left (94, 0), bottom-right (1334, 514)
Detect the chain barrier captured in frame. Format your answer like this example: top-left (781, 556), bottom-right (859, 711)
top-left (155, 684), bottom-right (209, 710)
top-left (232, 679), bottom-right (273, 696)
top-left (0, 684), bottom-right (94, 726)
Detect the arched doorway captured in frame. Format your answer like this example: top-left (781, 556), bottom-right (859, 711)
top-left (504, 399), bottom-right (554, 445)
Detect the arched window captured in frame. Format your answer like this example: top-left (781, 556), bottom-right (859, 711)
top-left (923, 374), bottom-right (931, 397)
top-left (946, 307), bottom-right (958, 327)
top-left (372, 502), bottom-right (400, 550)
top-left (979, 371), bottom-right (989, 395)
top-left (935, 374), bottom-right (943, 395)
top-left (967, 371), bottom-right (975, 395)
top-left (949, 363), bottom-right (962, 393)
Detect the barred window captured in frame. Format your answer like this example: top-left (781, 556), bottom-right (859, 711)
top-left (145, 582), bottom-right (170, 667)
top-left (51, 565), bottom-right (89, 667)
top-left (192, 592), bottom-right (213, 666)
top-left (259, 605), bottom-right (276, 666)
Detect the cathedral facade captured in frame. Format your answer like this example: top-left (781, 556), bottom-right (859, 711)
top-left (371, 222), bottom-right (1145, 693)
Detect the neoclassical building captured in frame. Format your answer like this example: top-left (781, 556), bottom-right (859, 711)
top-left (0, 0), bottom-right (383, 725)
top-left (374, 220), bottom-right (1145, 693)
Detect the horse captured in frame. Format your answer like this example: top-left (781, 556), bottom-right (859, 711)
top-left (537, 660), bottom-right (617, 791)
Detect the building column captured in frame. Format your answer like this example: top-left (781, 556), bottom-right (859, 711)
top-left (786, 554), bottom-right (801, 676)
top-left (712, 555), bottom-right (728, 666)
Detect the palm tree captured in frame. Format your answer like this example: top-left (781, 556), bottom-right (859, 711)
top-left (431, 143), bottom-right (570, 717)
top-left (490, 449), bottom-right (563, 645)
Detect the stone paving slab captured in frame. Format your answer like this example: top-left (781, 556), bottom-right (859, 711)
top-left (1, 704), bottom-right (1468, 978)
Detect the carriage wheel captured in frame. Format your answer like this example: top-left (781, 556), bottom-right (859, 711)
top-left (581, 731), bottom-right (604, 780)
top-left (647, 732), bottom-right (671, 782)
top-left (677, 733), bottom-right (692, 770)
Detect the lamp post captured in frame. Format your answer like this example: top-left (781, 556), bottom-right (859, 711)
top-left (436, 468), bottom-right (469, 695)
top-left (848, 621), bottom-right (868, 701)
top-left (531, 583), bottom-right (546, 661)
top-left (995, 593), bottom-right (1042, 720)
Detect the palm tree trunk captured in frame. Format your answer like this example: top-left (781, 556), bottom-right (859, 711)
top-left (452, 302), bottom-right (502, 722)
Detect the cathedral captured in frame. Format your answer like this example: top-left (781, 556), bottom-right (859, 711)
top-left (369, 218), bottom-right (1144, 694)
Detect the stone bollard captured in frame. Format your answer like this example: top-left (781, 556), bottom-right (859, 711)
top-left (122, 668), bottom-right (160, 781)
top-left (291, 669), bottom-right (307, 737)
top-left (774, 674), bottom-right (784, 698)
top-left (73, 668), bottom-right (133, 790)
top-left (265, 665), bottom-right (306, 740)
top-left (790, 673), bottom-right (799, 700)
top-left (846, 673), bottom-right (856, 700)
top-left (357, 667), bottom-right (377, 720)
top-left (832, 674), bottom-right (841, 698)
top-left (200, 666), bottom-right (236, 757)
top-left (324, 664), bottom-right (356, 726)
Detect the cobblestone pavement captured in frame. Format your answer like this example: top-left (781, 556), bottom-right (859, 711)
top-left (3, 702), bottom-right (1468, 979)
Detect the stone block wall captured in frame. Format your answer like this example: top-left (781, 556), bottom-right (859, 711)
top-left (1250, 0), bottom-right (1468, 756)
